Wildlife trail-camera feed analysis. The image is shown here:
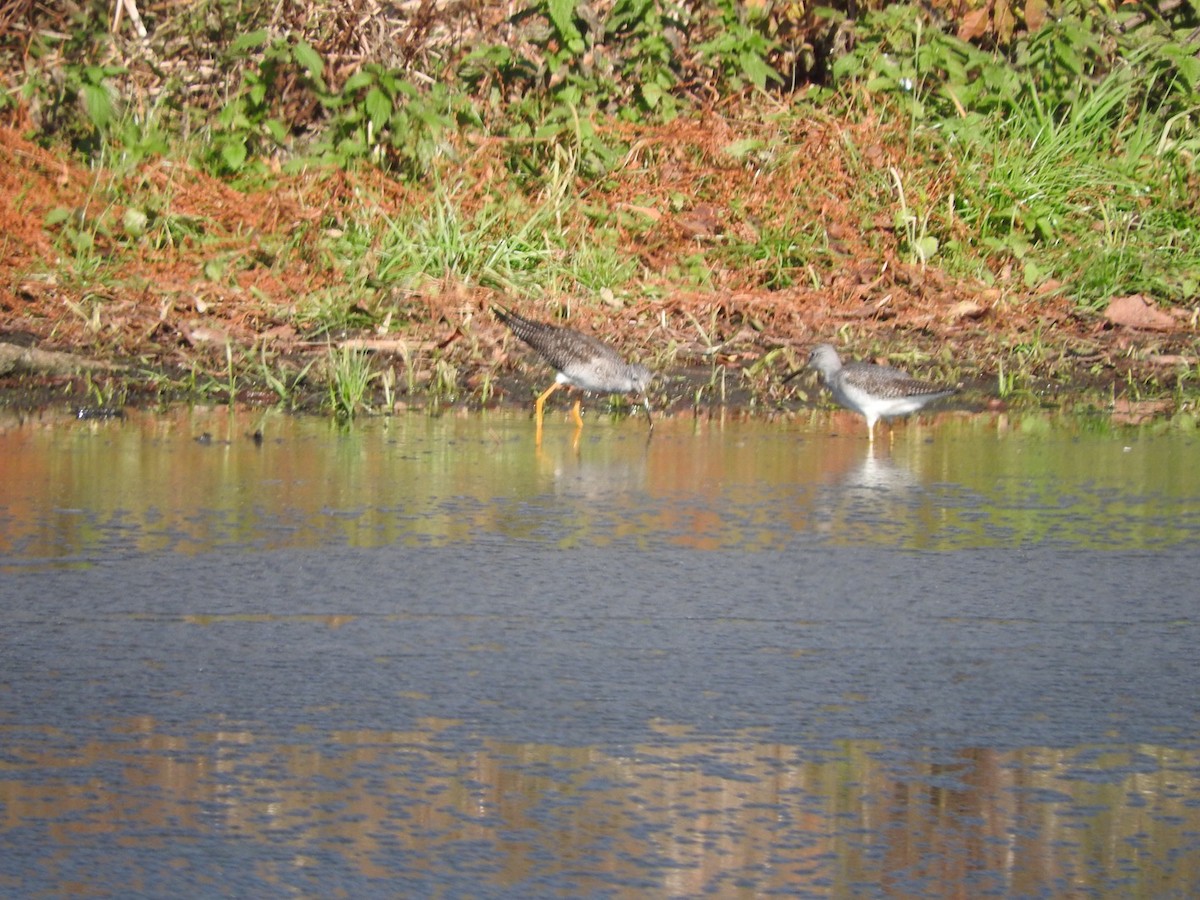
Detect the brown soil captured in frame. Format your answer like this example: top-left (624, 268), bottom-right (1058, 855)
top-left (1, 114), bottom-right (1196, 421)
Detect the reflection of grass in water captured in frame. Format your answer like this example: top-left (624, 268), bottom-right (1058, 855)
top-left (815, 416), bottom-right (1200, 552)
top-left (2, 711), bottom-right (1191, 897)
top-left (3, 410), bottom-right (1199, 556)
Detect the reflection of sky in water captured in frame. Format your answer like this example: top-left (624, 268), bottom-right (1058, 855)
top-left (1, 408), bottom-right (1198, 561)
top-left (6, 542), bottom-right (1194, 750)
top-left (1, 408), bottom-right (1198, 895)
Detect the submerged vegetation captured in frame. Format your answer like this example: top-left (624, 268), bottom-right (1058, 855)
top-left (0, 0), bottom-right (1198, 418)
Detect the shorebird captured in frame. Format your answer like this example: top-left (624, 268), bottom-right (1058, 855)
top-left (803, 343), bottom-right (956, 443)
top-left (493, 305), bottom-right (652, 440)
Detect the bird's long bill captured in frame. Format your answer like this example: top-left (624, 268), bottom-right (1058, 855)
top-left (781, 368), bottom-right (805, 384)
top-left (643, 395), bottom-right (654, 433)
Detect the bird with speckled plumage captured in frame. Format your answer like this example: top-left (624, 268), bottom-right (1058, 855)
top-left (493, 306), bottom-right (652, 441)
top-left (805, 343), bottom-right (956, 443)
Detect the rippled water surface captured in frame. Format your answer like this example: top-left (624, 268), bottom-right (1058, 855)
top-left (1, 407), bottom-right (1198, 897)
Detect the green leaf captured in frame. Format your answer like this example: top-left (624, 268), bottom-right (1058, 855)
top-left (221, 139), bottom-right (247, 171)
top-left (365, 87), bottom-right (392, 131)
top-left (556, 84), bottom-right (583, 106)
top-left (292, 40), bottom-right (325, 79)
top-left (80, 83), bottom-right (112, 129)
top-left (1175, 55), bottom-right (1200, 85)
top-left (122, 207), bottom-right (148, 237)
top-left (1023, 258), bottom-right (1047, 286)
top-left (912, 236), bottom-right (939, 261)
top-left (723, 138), bottom-right (764, 159)
top-left (831, 54), bottom-right (861, 81)
top-left (264, 118), bottom-right (288, 143)
top-left (343, 71), bottom-right (375, 93)
top-left (230, 30), bottom-right (269, 55)
top-left (547, 0), bottom-right (583, 45)
top-left (70, 230), bottom-right (94, 254)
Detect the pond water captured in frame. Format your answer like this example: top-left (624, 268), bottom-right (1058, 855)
top-left (1, 406), bottom-right (1198, 897)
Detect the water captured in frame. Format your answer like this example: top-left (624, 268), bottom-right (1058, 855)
top-left (1, 406), bottom-right (1198, 897)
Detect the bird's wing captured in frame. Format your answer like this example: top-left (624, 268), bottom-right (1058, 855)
top-left (496, 308), bottom-right (624, 373)
top-left (843, 364), bottom-right (954, 398)
top-left (538, 328), bottom-right (625, 376)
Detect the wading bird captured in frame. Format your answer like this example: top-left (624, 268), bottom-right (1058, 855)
top-left (801, 343), bottom-right (956, 444)
top-left (493, 305), bottom-right (653, 442)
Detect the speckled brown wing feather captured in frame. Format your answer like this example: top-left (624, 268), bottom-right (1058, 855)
top-left (493, 306), bottom-right (624, 374)
top-left (840, 363), bottom-right (954, 401)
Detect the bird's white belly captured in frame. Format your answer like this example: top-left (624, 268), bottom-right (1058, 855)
top-left (839, 383), bottom-right (930, 418)
top-left (559, 368), bottom-right (622, 394)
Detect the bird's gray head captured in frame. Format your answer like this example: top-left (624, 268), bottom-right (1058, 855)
top-left (807, 344), bottom-right (842, 379)
top-left (626, 363), bottom-right (652, 395)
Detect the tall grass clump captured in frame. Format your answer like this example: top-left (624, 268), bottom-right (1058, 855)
top-left (373, 195), bottom-right (556, 294)
top-left (326, 345), bottom-right (378, 419)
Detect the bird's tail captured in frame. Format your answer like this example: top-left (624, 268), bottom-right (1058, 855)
top-left (491, 305), bottom-right (555, 350)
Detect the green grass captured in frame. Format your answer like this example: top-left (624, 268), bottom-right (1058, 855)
top-left (828, 3), bottom-right (1200, 314)
top-left (372, 194), bottom-right (557, 293)
top-left (325, 344), bottom-right (378, 418)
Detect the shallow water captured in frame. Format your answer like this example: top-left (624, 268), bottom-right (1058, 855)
top-left (1, 406), bottom-right (1197, 897)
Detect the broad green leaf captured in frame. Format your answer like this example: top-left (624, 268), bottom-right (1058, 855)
top-left (343, 71), bottom-right (375, 93)
top-left (556, 84), bottom-right (583, 106)
top-left (831, 54), bottom-right (861, 81)
top-left (264, 118), bottom-right (288, 143)
top-left (739, 52), bottom-right (781, 90)
top-left (221, 140), bottom-right (247, 171)
top-left (292, 40), bottom-right (324, 79)
top-left (230, 30), bottom-right (269, 54)
top-left (122, 207), bottom-right (148, 238)
top-left (80, 83), bottom-right (112, 129)
top-left (365, 87), bottom-right (392, 131)
top-left (548, 0), bottom-right (582, 44)
top-left (1175, 55), bottom-right (1200, 85)
top-left (723, 138), bottom-right (764, 159)
top-left (912, 236), bottom-right (939, 261)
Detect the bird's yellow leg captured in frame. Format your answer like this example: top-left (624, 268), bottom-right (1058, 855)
top-left (534, 382), bottom-right (561, 444)
top-left (570, 398), bottom-right (584, 428)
